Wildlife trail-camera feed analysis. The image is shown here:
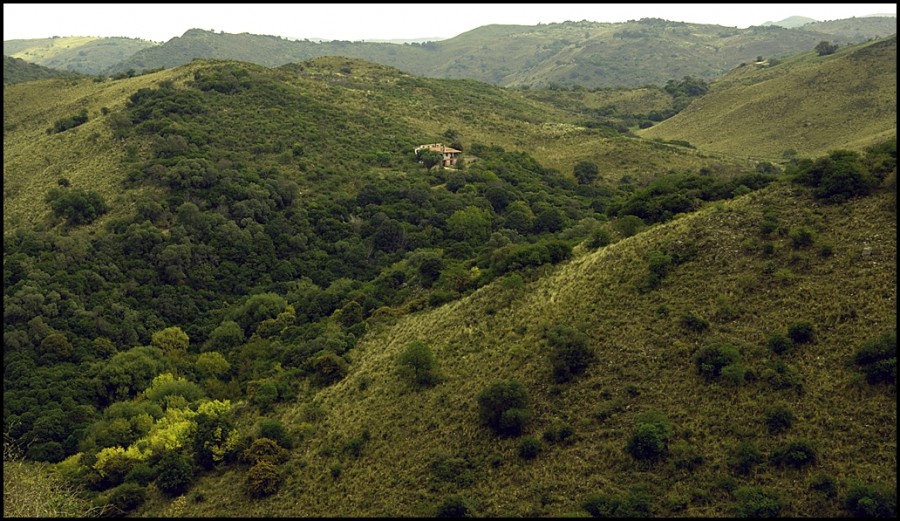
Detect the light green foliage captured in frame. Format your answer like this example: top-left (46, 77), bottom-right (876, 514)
top-left (204, 321), bottom-right (245, 352)
top-left (195, 351), bottom-right (231, 379)
top-left (151, 326), bottom-right (189, 355)
top-left (144, 373), bottom-right (205, 404)
top-left (447, 206), bottom-right (493, 244)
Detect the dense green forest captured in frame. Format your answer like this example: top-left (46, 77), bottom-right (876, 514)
top-left (3, 34), bottom-right (896, 518)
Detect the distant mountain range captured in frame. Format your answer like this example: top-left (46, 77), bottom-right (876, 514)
top-left (4, 16), bottom-right (896, 88)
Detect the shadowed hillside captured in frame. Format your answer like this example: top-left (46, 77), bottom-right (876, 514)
top-left (4, 36), bottom-right (157, 75)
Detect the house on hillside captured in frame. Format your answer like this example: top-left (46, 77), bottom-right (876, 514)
top-left (414, 143), bottom-right (462, 168)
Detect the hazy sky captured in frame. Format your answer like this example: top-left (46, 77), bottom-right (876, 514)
top-left (4, 3), bottom-right (897, 42)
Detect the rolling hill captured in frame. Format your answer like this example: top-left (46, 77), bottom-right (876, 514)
top-left (6, 16), bottom-right (895, 88)
top-left (3, 35), bottom-right (896, 520)
top-left (3, 36), bottom-right (158, 75)
top-left (639, 36), bottom-right (897, 159)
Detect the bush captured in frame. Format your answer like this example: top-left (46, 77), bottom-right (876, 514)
top-left (789, 226), bottom-right (815, 248)
top-left (45, 187), bottom-right (109, 225)
top-left (787, 321), bottom-right (815, 344)
top-left (48, 109), bottom-right (88, 134)
top-left (259, 419), bottom-right (293, 449)
top-left (733, 486), bottom-right (783, 518)
top-left (844, 481), bottom-right (896, 518)
top-left (694, 343), bottom-right (740, 380)
top-left (105, 483), bottom-right (147, 515)
top-left (397, 341), bottom-right (440, 387)
top-left (518, 436), bottom-right (542, 460)
top-left (679, 312), bottom-right (709, 333)
top-left (477, 380), bottom-right (530, 437)
top-left (124, 462), bottom-right (155, 486)
top-left (582, 485), bottom-right (652, 517)
top-left (155, 452), bottom-right (194, 496)
top-left (627, 411), bottom-right (672, 463)
top-left (855, 331), bottom-right (896, 385)
top-left (771, 439), bottom-right (817, 469)
top-left (809, 473), bottom-right (837, 498)
top-left (728, 441), bottom-right (764, 475)
top-left (309, 351), bottom-right (348, 386)
top-left (767, 332), bottom-right (794, 354)
top-left (246, 461), bottom-right (283, 498)
top-left (763, 404), bottom-right (794, 434)
top-left (435, 496), bottom-right (473, 517)
top-left (546, 325), bottom-right (595, 383)
top-left (243, 437), bottom-right (290, 466)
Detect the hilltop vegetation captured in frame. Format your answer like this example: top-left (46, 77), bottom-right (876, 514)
top-left (640, 36), bottom-right (897, 159)
top-left (2, 35), bottom-right (896, 520)
top-left (6, 16), bottom-right (895, 88)
top-left (4, 36), bottom-right (157, 75)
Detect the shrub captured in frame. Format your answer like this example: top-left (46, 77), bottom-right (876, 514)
top-left (789, 227), bottom-right (815, 248)
top-left (45, 187), bottom-right (109, 225)
top-left (844, 481), bottom-right (896, 518)
top-left (124, 462), bottom-right (155, 486)
top-left (771, 439), bottom-right (817, 469)
top-left (721, 363), bottom-right (747, 387)
top-left (767, 332), bottom-right (794, 354)
top-left (587, 225), bottom-right (613, 248)
top-left (309, 351), bottom-right (348, 386)
top-left (259, 419), bottom-right (293, 449)
top-left (398, 341), bottom-right (440, 387)
top-left (582, 486), bottom-right (652, 517)
top-left (809, 473), bottom-right (837, 498)
top-left (246, 461), bottom-right (283, 498)
top-left (733, 486), bottom-right (783, 518)
top-left (105, 483), bottom-right (147, 515)
top-left (48, 109), bottom-right (88, 134)
top-left (728, 441), bottom-right (764, 475)
top-left (477, 380), bottom-right (530, 437)
top-left (694, 343), bottom-right (740, 380)
top-left (627, 411), bottom-right (672, 463)
top-left (243, 437), bottom-right (289, 466)
top-left (518, 436), bottom-right (542, 460)
top-left (787, 321), bottom-right (815, 344)
top-left (155, 452), bottom-right (194, 496)
top-left (435, 496), bottom-right (473, 517)
top-left (546, 325), bottom-right (595, 383)
top-left (854, 331), bottom-right (896, 385)
top-left (763, 404), bottom-right (794, 434)
top-left (679, 312), bottom-right (709, 333)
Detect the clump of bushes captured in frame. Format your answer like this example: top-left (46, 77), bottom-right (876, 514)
top-left (694, 343), bottom-right (741, 381)
top-left (517, 436), bottom-right (542, 460)
top-left (626, 411), bottom-right (672, 463)
top-left (477, 380), bottom-right (531, 437)
top-left (545, 325), bottom-right (594, 383)
top-left (582, 485), bottom-right (652, 517)
top-left (155, 452), bottom-right (194, 496)
top-left (47, 109), bottom-right (88, 134)
top-left (767, 332), bottom-right (794, 355)
top-left (843, 481), bottom-right (896, 518)
top-left (259, 419), bottom-right (293, 449)
top-left (727, 441), bottom-right (764, 476)
top-left (435, 496), bottom-right (473, 517)
top-left (246, 460), bottom-right (283, 498)
top-left (854, 331), bottom-right (896, 385)
top-left (732, 486), bottom-right (783, 518)
top-left (771, 439), bottom-right (817, 469)
top-left (45, 187), bottom-right (109, 226)
top-left (763, 404), bottom-right (794, 434)
top-left (787, 321), bottom-right (815, 344)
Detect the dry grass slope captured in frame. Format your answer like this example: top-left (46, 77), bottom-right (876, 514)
top-left (640, 36), bottom-right (897, 160)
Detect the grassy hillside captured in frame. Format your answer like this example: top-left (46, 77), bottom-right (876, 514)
top-left (134, 180), bottom-right (896, 517)
top-left (3, 57), bottom-right (752, 234)
top-left (3, 55), bottom-right (83, 84)
top-left (3, 52), bottom-right (894, 519)
top-left (100, 17), bottom-right (894, 89)
top-left (639, 36), bottom-right (897, 159)
top-left (4, 36), bottom-right (157, 75)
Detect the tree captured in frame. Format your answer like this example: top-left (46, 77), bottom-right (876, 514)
top-left (477, 380), bottom-right (530, 437)
top-left (573, 161), bottom-right (599, 184)
top-left (155, 452), bottom-right (193, 496)
top-left (45, 188), bottom-right (109, 225)
top-left (398, 341), bottom-right (439, 387)
top-left (417, 149), bottom-right (444, 170)
top-left (150, 326), bottom-right (189, 355)
top-left (447, 206), bottom-right (492, 244)
top-left (815, 41), bottom-right (838, 56)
